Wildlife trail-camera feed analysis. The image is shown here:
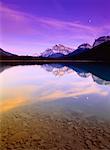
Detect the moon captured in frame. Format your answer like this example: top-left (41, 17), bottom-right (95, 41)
top-left (88, 19), bottom-right (92, 23)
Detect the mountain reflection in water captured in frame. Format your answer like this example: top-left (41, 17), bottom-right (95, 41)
top-left (0, 63), bottom-right (110, 122)
top-left (0, 63), bottom-right (110, 85)
top-left (42, 63), bottom-right (110, 85)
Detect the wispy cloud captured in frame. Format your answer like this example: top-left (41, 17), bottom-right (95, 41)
top-left (0, 4), bottom-right (102, 36)
top-left (0, 4), bottom-right (110, 53)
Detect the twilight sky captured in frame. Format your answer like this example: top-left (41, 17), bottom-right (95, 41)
top-left (0, 0), bottom-right (110, 55)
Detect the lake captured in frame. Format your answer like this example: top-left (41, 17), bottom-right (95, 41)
top-left (0, 63), bottom-right (110, 149)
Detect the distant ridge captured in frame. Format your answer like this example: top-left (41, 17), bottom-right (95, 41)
top-left (66, 40), bottom-right (110, 61)
top-left (0, 48), bottom-right (17, 57)
top-left (0, 36), bottom-right (110, 62)
top-left (64, 36), bottom-right (110, 61)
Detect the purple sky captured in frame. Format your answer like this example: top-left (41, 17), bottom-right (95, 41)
top-left (0, 0), bottom-right (110, 55)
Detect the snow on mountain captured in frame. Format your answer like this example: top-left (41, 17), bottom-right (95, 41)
top-left (93, 36), bottom-right (110, 47)
top-left (68, 43), bottom-right (91, 57)
top-left (41, 49), bottom-right (54, 57)
top-left (41, 44), bottom-right (73, 58)
top-left (52, 44), bottom-right (73, 55)
top-left (42, 64), bottom-right (110, 85)
top-left (77, 72), bottom-right (91, 78)
top-left (42, 64), bottom-right (73, 77)
top-left (92, 75), bottom-right (110, 85)
top-left (78, 43), bottom-right (92, 49)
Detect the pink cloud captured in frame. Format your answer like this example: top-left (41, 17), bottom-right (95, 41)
top-left (0, 4), bottom-right (102, 36)
top-left (0, 4), bottom-right (109, 54)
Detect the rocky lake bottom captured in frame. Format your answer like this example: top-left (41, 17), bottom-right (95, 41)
top-left (0, 103), bottom-right (110, 150)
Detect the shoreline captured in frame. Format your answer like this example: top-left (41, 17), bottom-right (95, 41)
top-left (0, 59), bottom-right (110, 64)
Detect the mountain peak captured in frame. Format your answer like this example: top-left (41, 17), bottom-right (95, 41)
top-left (93, 36), bottom-right (110, 47)
top-left (0, 48), bottom-right (17, 57)
top-left (52, 44), bottom-right (73, 54)
top-left (78, 43), bottom-right (92, 49)
top-left (41, 44), bottom-right (73, 57)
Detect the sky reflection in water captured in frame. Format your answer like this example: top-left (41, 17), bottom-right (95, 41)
top-left (0, 64), bottom-right (110, 120)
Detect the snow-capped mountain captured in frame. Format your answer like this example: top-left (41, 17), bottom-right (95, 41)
top-left (52, 44), bottom-right (73, 55)
top-left (42, 64), bottom-right (73, 76)
top-left (93, 36), bottom-right (110, 47)
top-left (92, 75), bottom-right (110, 85)
top-left (78, 43), bottom-right (92, 49)
top-left (66, 36), bottom-right (110, 60)
top-left (41, 44), bottom-right (73, 58)
top-left (41, 49), bottom-right (54, 57)
top-left (67, 43), bottom-right (91, 57)
top-left (42, 64), bottom-right (110, 85)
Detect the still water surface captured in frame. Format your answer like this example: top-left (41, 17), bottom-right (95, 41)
top-left (0, 63), bottom-right (110, 121)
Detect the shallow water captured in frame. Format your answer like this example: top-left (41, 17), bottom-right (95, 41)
top-left (0, 63), bottom-right (110, 149)
top-left (0, 63), bottom-right (110, 120)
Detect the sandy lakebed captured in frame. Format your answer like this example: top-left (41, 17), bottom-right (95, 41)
top-left (0, 103), bottom-right (110, 150)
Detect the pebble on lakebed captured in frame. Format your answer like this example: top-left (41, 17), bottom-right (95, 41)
top-left (0, 106), bottom-right (110, 150)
